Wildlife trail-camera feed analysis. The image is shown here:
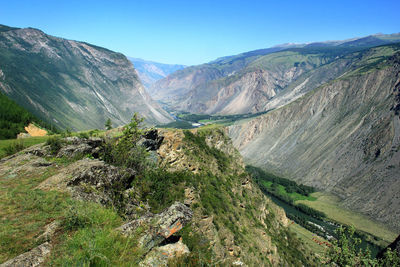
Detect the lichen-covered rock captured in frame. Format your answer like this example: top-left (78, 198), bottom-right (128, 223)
top-left (56, 137), bottom-right (103, 158)
top-left (0, 242), bottom-right (51, 267)
top-left (36, 221), bottom-right (60, 243)
top-left (138, 129), bottom-right (164, 151)
top-left (139, 239), bottom-right (190, 267)
top-left (117, 202), bottom-right (193, 253)
top-left (23, 143), bottom-right (48, 157)
top-left (56, 143), bottom-right (92, 158)
top-left (37, 158), bottom-right (142, 218)
top-left (66, 159), bottom-right (138, 214)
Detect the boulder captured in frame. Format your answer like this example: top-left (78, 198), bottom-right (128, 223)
top-left (117, 202), bottom-right (193, 253)
top-left (139, 129), bottom-right (164, 151)
top-left (56, 137), bottom-right (103, 158)
top-left (139, 239), bottom-right (190, 267)
top-left (0, 242), bottom-right (51, 267)
top-left (66, 159), bottom-right (137, 211)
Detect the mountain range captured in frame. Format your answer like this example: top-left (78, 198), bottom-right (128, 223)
top-left (148, 35), bottom-right (400, 232)
top-left (0, 22), bottom-right (399, 265)
top-left (128, 57), bottom-right (185, 88)
top-left (228, 44), bottom-right (400, 231)
top-left (149, 33), bottom-right (400, 115)
top-left (0, 24), bottom-right (172, 131)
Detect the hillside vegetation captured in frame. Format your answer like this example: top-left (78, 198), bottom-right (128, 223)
top-left (0, 25), bottom-right (172, 131)
top-left (0, 92), bottom-right (57, 139)
top-left (229, 44), bottom-right (400, 231)
top-left (0, 117), bottom-right (316, 266)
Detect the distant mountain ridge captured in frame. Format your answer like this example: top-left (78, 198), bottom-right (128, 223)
top-left (228, 44), bottom-right (400, 231)
top-left (129, 57), bottom-right (185, 88)
top-left (0, 24), bottom-right (172, 130)
top-left (150, 33), bottom-right (400, 115)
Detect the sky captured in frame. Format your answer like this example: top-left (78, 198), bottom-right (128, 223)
top-left (1, 0), bottom-right (399, 65)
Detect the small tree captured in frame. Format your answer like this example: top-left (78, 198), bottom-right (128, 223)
top-left (326, 225), bottom-right (400, 266)
top-left (105, 113), bottom-right (149, 172)
top-left (105, 118), bottom-right (112, 130)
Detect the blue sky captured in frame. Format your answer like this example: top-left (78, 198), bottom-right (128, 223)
top-left (1, 0), bottom-right (399, 65)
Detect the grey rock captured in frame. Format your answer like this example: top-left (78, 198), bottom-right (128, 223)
top-left (139, 129), bottom-right (164, 151)
top-left (117, 202), bottom-right (193, 253)
top-left (139, 239), bottom-right (190, 267)
top-left (66, 160), bottom-right (137, 211)
top-left (36, 221), bottom-right (60, 243)
top-left (56, 143), bottom-right (92, 158)
top-left (56, 137), bottom-right (103, 158)
top-left (0, 242), bottom-right (51, 267)
top-left (24, 144), bottom-right (48, 157)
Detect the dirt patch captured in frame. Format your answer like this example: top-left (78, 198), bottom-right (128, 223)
top-left (24, 123), bottom-right (47, 137)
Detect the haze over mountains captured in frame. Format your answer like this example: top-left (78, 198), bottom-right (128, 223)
top-left (146, 34), bottom-right (400, 231)
top-left (149, 33), bottom-right (400, 115)
top-left (229, 44), bottom-right (400, 230)
top-left (0, 24), bottom-right (172, 131)
top-left (0, 22), bottom-right (399, 236)
top-left (128, 57), bottom-right (185, 88)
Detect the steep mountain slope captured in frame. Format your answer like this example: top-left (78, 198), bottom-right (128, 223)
top-left (151, 33), bottom-right (400, 115)
top-left (0, 25), bottom-right (172, 131)
top-left (229, 44), bottom-right (400, 231)
top-left (0, 127), bottom-right (314, 266)
top-left (128, 57), bottom-right (185, 88)
top-left (175, 47), bottom-right (364, 114)
top-left (148, 45), bottom-right (294, 102)
top-left (0, 91), bottom-right (52, 139)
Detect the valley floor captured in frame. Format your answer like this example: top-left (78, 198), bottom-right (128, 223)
top-left (297, 192), bottom-right (397, 245)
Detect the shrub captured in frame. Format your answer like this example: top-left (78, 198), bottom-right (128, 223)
top-left (326, 226), bottom-right (400, 266)
top-left (78, 132), bottom-right (89, 139)
top-left (101, 113), bottom-right (149, 172)
top-left (4, 141), bottom-right (26, 156)
top-left (46, 136), bottom-right (63, 155)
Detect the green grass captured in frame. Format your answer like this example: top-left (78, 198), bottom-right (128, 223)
top-left (260, 181), bottom-right (317, 202)
top-left (47, 201), bottom-right (144, 266)
top-left (0, 165), bottom-right (67, 263)
top-left (198, 119), bottom-right (214, 123)
top-left (0, 154), bottom-right (145, 265)
top-left (0, 136), bottom-right (49, 159)
top-left (288, 222), bottom-right (326, 255)
top-left (296, 192), bottom-right (397, 244)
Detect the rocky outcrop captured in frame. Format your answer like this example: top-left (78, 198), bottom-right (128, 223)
top-left (139, 129), bottom-right (164, 151)
top-left (153, 129), bottom-right (310, 266)
top-left (140, 239), bottom-right (189, 267)
top-left (56, 137), bottom-right (103, 158)
top-left (118, 202), bottom-right (193, 253)
top-left (0, 25), bottom-right (172, 130)
top-left (0, 242), bottom-right (51, 267)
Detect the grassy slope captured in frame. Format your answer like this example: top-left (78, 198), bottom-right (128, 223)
top-left (0, 127), bottom-right (316, 266)
top-left (297, 192), bottom-right (397, 244)
top-left (0, 92), bottom-right (57, 140)
top-left (0, 137), bottom-right (49, 159)
top-left (0, 151), bottom-right (143, 265)
top-left (260, 180), bottom-right (317, 202)
top-left (289, 223), bottom-right (326, 255)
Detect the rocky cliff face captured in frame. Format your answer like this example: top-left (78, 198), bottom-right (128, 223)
top-left (150, 34), bottom-right (400, 116)
top-left (148, 128), bottom-right (312, 266)
top-left (0, 25), bottom-right (172, 130)
top-left (229, 48), bottom-right (400, 231)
